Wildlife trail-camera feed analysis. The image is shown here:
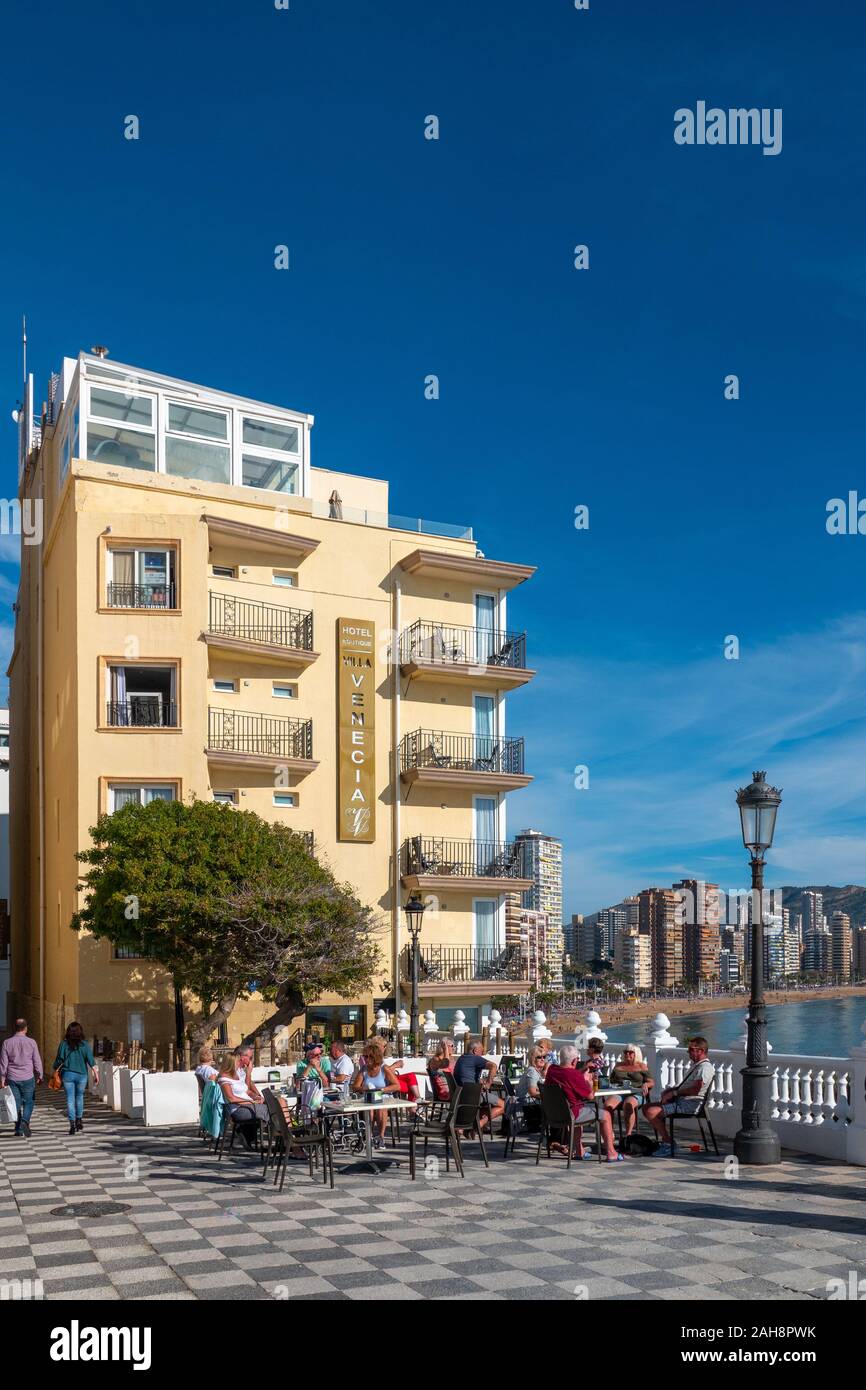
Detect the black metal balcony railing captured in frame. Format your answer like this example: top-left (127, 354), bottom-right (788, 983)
top-left (207, 706), bottom-right (313, 759)
top-left (400, 728), bottom-right (525, 776)
top-left (402, 836), bottom-right (526, 880)
top-left (208, 592), bottom-right (313, 650)
top-left (399, 619), bottom-right (526, 670)
top-left (107, 701), bottom-right (178, 728)
top-left (400, 943), bottom-right (528, 984)
top-left (107, 582), bottom-right (177, 610)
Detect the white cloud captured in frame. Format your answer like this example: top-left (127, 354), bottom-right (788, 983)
top-left (518, 614), bottom-right (866, 913)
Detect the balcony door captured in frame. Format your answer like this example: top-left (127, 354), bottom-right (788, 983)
top-left (473, 693), bottom-right (496, 764)
top-left (473, 898), bottom-right (499, 960)
top-left (473, 796), bottom-right (498, 875)
top-left (475, 593), bottom-right (496, 664)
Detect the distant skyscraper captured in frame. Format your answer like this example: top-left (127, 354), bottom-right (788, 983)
top-left (595, 906), bottom-right (626, 958)
top-left (802, 890), bottom-right (824, 936)
top-left (719, 948), bottom-right (740, 989)
top-left (803, 927), bottom-right (831, 977)
top-left (515, 829), bottom-right (563, 986)
top-left (564, 913), bottom-right (582, 959)
top-left (672, 879), bottom-right (721, 985)
top-left (854, 928), bottom-right (866, 980)
top-left (615, 927), bottom-right (652, 990)
top-left (638, 887), bottom-right (683, 990)
top-left (830, 910), bottom-right (852, 981)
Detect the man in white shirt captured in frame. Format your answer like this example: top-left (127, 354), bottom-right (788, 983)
top-left (643, 1036), bottom-right (715, 1156)
top-left (329, 1040), bottom-right (355, 1089)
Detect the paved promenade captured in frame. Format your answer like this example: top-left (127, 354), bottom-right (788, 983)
top-left (1, 1090), bottom-right (864, 1301)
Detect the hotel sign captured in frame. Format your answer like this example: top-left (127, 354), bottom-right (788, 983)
top-left (337, 617), bottom-right (376, 842)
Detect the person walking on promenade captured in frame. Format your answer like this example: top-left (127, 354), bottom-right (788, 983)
top-left (0, 1018), bottom-right (43, 1138)
top-left (52, 1022), bottom-right (98, 1136)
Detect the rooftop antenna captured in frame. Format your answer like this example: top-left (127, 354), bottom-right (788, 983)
top-left (91, 345), bottom-right (110, 359)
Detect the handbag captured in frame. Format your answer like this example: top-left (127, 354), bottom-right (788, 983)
top-left (48, 1069), bottom-right (63, 1091)
top-left (0, 1085), bottom-right (18, 1124)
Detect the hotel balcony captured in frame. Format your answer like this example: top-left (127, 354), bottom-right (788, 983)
top-left (206, 706), bottom-right (318, 775)
top-left (107, 582), bottom-right (177, 610)
top-left (400, 835), bottom-right (532, 893)
top-left (203, 592), bottom-right (318, 668)
top-left (399, 942), bottom-right (533, 996)
top-left (398, 620), bottom-right (534, 690)
top-left (106, 700), bottom-right (178, 728)
top-left (400, 728), bottom-right (531, 792)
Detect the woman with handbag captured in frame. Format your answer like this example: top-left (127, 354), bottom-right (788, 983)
top-left (51, 1022), bottom-right (98, 1135)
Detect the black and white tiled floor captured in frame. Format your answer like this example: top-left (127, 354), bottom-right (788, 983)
top-left (1, 1089), bottom-right (865, 1300)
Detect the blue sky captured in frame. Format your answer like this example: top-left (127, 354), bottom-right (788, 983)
top-left (1, 1), bottom-right (864, 913)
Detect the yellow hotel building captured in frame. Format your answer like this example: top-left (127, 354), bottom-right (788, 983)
top-left (9, 351), bottom-right (537, 1056)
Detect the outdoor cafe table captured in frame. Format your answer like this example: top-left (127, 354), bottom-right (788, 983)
top-left (319, 1096), bottom-right (417, 1174)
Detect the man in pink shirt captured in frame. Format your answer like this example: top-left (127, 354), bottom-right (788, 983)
top-left (0, 1018), bottom-right (44, 1138)
top-left (545, 1044), bottom-right (621, 1161)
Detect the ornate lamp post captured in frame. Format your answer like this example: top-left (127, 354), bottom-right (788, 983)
top-left (403, 893), bottom-right (427, 1053)
top-left (734, 770), bottom-right (782, 1165)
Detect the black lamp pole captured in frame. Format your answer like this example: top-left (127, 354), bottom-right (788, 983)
top-left (404, 894), bottom-right (426, 1053)
top-left (734, 771), bottom-right (782, 1166)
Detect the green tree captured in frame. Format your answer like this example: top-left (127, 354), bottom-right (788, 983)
top-left (72, 798), bottom-right (380, 1045)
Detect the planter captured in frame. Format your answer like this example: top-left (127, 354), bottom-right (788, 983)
top-left (142, 1072), bottom-right (200, 1127)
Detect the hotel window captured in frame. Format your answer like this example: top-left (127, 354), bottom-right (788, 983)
top-left (165, 401), bottom-right (231, 485)
top-left (273, 793), bottom-right (296, 808)
top-left (213, 791), bottom-right (238, 805)
top-left (87, 385), bottom-right (157, 471)
top-left (212, 564), bottom-right (236, 579)
top-left (272, 683), bottom-right (295, 699)
top-left (106, 665), bottom-right (178, 727)
top-left (109, 784), bottom-right (177, 812)
top-left (114, 946), bottom-right (145, 961)
top-left (213, 679), bottom-right (237, 695)
top-left (272, 571), bottom-right (296, 587)
top-left (241, 415), bottom-right (300, 494)
top-left (107, 547), bottom-right (176, 609)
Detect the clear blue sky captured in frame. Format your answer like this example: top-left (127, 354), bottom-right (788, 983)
top-left (1, 1), bottom-right (864, 914)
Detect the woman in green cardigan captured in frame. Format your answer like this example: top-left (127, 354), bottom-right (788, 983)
top-left (53, 1022), bottom-right (98, 1136)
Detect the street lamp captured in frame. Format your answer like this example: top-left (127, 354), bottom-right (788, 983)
top-left (403, 893), bottom-right (427, 1053)
top-left (734, 770), bottom-right (782, 1165)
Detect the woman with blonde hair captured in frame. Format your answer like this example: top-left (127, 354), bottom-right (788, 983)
top-left (517, 1043), bottom-right (548, 1102)
top-left (604, 1044), bottom-right (653, 1138)
top-left (194, 1045), bottom-right (219, 1086)
top-left (351, 1038), bottom-right (401, 1147)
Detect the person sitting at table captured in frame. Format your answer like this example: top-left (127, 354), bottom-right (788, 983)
top-left (604, 1044), bottom-right (653, 1138)
top-left (579, 1037), bottom-right (608, 1086)
top-left (328, 1040), bottom-right (355, 1092)
top-left (453, 1041), bottom-right (504, 1133)
top-left (643, 1036), bottom-right (715, 1156)
top-left (295, 1040), bottom-right (331, 1087)
top-left (517, 1043), bottom-right (548, 1102)
top-left (218, 1046), bottom-right (268, 1151)
top-left (351, 1039), bottom-right (401, 1148)
top-left (427, 1038), bottom-right (455, 1102)
top-left (546, 1044), bottom-right (623, 1161)
top-left (194, 1045), bottom-right (219, 1087)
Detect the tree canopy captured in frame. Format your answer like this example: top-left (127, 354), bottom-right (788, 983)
top-left (72, 797), bottom-right (380, 1044)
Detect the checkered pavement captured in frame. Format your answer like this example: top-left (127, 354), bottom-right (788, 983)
top-left (1, 1087), bottom-right (865, 1301)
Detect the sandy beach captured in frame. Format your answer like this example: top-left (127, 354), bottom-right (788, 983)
top-left (520, 983), bottom-right (866, 1038)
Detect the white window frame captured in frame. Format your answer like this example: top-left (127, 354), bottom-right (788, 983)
top-left (213, 790), bottom-right (238, 805)
top-left (84, 380), bottom-right (157, 471)
top-left (272, 683), bottom-right (295, 699)
top-left (272, 571), bottom-right (296, 587)
top-left (273, 793), bottom-right (297, 808)
top-left (164, 398), bottom-right (231, 484)
top-left (212, 564), bottom-right (237, 580)
top-left (107, 783), bottom-right (178, 812)
top-left (107, 546), bottom-right (176, 603)
top-left (213, 679), bottom-right (237, 694)
top-left (237, 411), bottom-right (302, 495)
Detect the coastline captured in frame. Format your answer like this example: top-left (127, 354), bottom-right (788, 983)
top-left (519, 983), bottom-right (866, 1038)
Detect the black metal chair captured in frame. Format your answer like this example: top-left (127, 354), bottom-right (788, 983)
top-left (409, 1083), bottom-right (464, 1179)
top-left (536, 1081), bottom-right (602, 1170)
top-left (263, 1088), bottom-right (335, 1189)
top-left (418, 1066), bottom-right (457, 1122)
top-left (668, 1095), bottom-right (720, 1158)
top-left (450, 1083), bottom-right (492, 1168)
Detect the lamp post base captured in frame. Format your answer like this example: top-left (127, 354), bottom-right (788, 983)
top-left (733, 1126), bottom-right (781, 1166)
